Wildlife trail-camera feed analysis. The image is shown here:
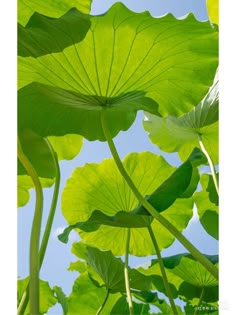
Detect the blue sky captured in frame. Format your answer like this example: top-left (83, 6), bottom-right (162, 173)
top-left (17, 1), bottom-right (219, 314)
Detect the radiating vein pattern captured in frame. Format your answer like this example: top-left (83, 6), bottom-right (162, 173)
top-left (18, 3), bottom-right (218, 117)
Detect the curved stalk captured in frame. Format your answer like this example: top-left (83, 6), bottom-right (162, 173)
top-left (124, 229), bottom-right (134, 315)
top-left (18, 140), bottom-right (61, 315)
top-left (194, 287), bottom-right (205, 315)
top-left (18, 137), bottom-right (43, 315)
top-left (198, 135), bottom-right (219, 195)
top-left (148, 226), bottom-right (178, 315)
top-left (101, 110), bottom-right (218, 280)
top-left (39, 139), bottom-right (60, 265)
top-left (96, 289), bottom-right (110, 315)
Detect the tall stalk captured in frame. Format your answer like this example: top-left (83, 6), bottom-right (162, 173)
top-left (198, 134), bottom-right (219, 195)
top-left (18, 138), bottom-right (43, 315)
top-left (17, 140), bottom-right (61, 315)
top-left (148, 226), bottom-right (178, 315)
top-left (124, 228), bottom-right (134, 315)
top-left (101, 110), bottom-right (218, 280)
top-left (39, 140), bottom-right (60, 265)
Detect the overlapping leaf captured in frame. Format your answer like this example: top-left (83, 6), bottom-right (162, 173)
top-left (17, 277), bottom-right (57, 314)
top-left (194, 174), bottom-right (219, 239)
top-left (59, 149), bottom-right (203, 243)
top-left (143, 69), bottom-right (219, 164)
top-left (62, 151), bottom-right (195, 255)
top-left (18, 0), bottom-right (92, 26)
top-left (69, 243), bottom-right (152, 293)
top-left (18, 9), bottom-right (91, 58)
top-left (67, 272), bottom-right (121, 315)
top-left (139, 254), bottom-right (218, 303)
top-left (18, 3), bottom-right (218, 141)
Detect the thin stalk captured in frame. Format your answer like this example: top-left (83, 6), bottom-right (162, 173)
top-left (18, 140), bottom-right (61, 315)
top-left (148, 226), bottom-right (178, 315)
top-left (101, 110), bottom-right (218, 280)
top-left (140, 303), bottom-right (146, 315)
top-left (124, 228), bottom-right (134, 315)
top-left (18, 138), bottom-right (43, 315)
top-left (96, 289), bottom-right (110, 315)
top-left (198, 134), bottom-right (219, 195)
top-left (39, 139), bottom-right (60, 265)
top-left (194, 287), bottom-right (205, 315)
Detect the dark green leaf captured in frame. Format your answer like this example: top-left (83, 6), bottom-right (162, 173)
top-left (136, 148), bottom-right (203, 214)
top-left (179, 282), bottom-right (218, 303)
top-left (70, 243), bottom-right (152, 293)
top-left (18, 129), bottom-right (56, 178)
top-left (18, 9), bottom-right (91, 57)
top-left (18, 84), bottom-right (159, 141)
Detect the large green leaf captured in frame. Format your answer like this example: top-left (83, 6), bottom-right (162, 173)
top-left (18, 0), bottom-right (92, 26)
top-left (62, 152), bottom-right (194, 255)
top-left (194, 174), bottom-right (219, 239)
top-left (73, 244), bottom-right (152, 293)
top-left (62, 152), bottom-right (175, 223)
top-left (18, 3), bottom-right (218, 141)
top-left (59, 149), bottom-right (202, 243)
top-left (17, 277), bottom-right (57, 314)
top-left (143, 69), bottom-right (219, 163)
top-left (67, 272), bottom-right (121, 315)
top-left (81, 198), bottom-right (193, 256)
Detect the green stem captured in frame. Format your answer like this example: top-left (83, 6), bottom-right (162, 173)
top-left (96, 289), bottom-right (110, 315)
top-left (39, 139), bottom-right (60, 266)
top-left (101, 110), bottom-right (218, 280)
top-left (18, 138), bottom-right (43, 315)
top-left (18, 140), bottom-right (61, 315)
top-left (198, 135), bottom-right (219, 195)
top-left (194, 287), bottom-right (205, 315)
top-left (148, 226), bottom-right (178, 315)
top-left (140, 303), bottom-right (146, 315)
top-left (124, 229), bottom-right (134, 315)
